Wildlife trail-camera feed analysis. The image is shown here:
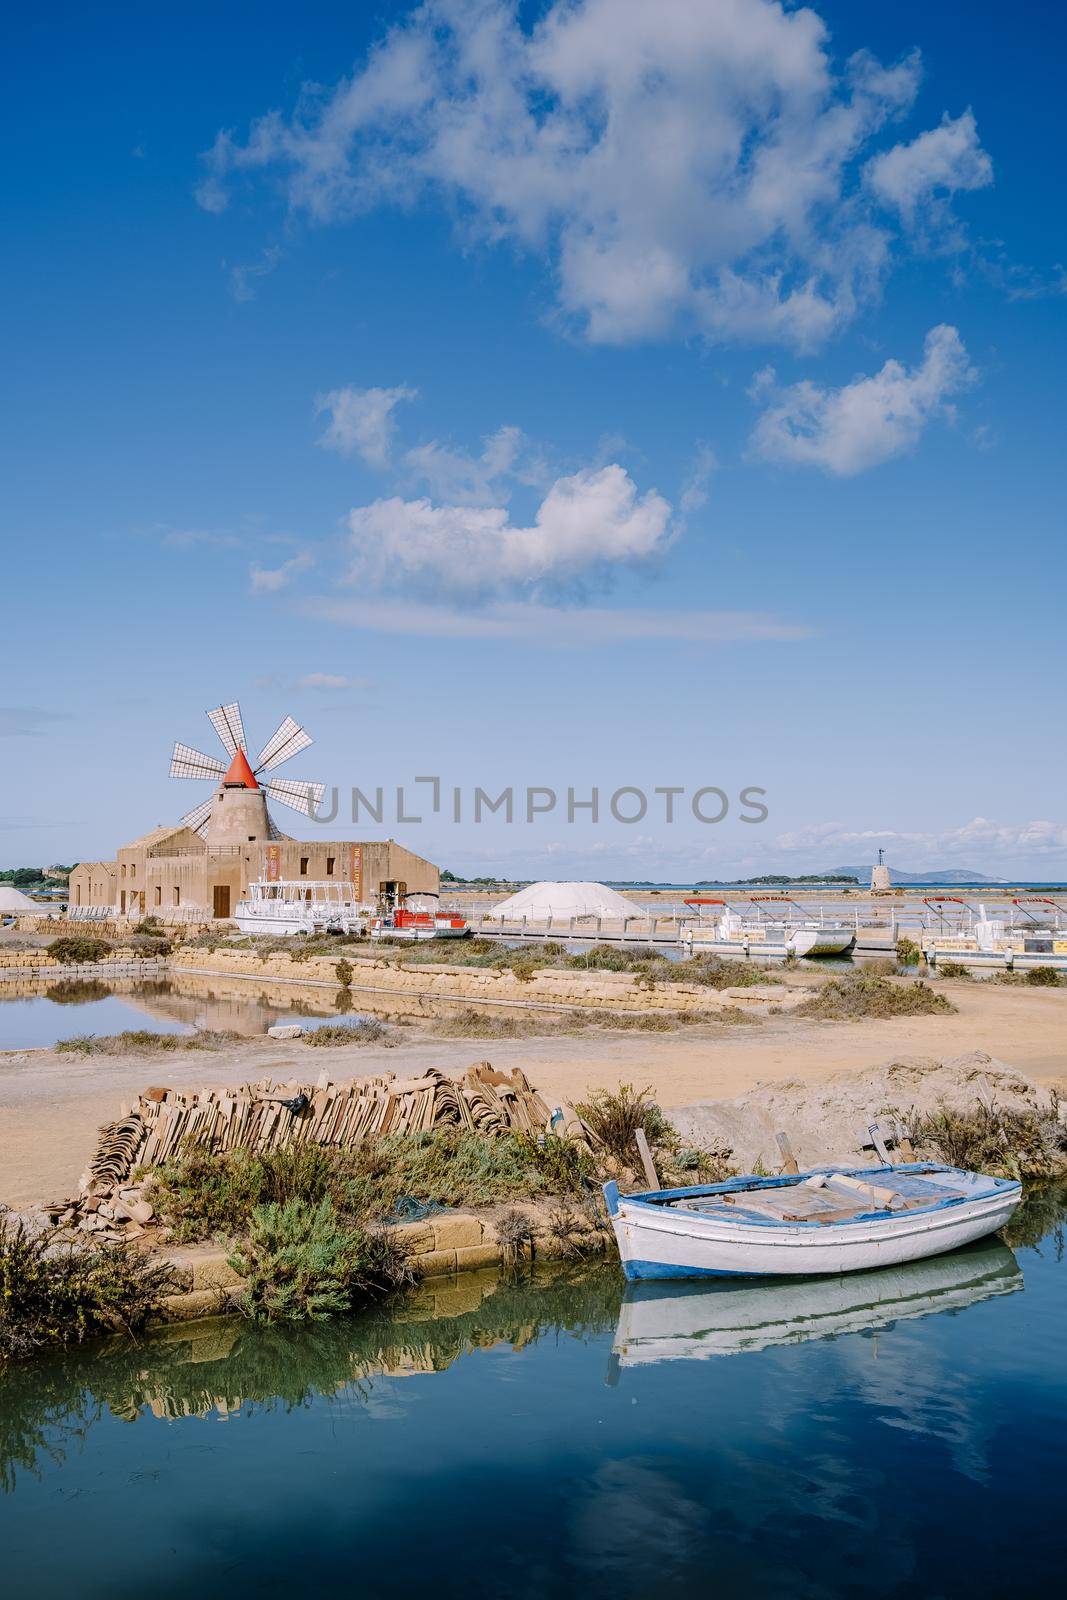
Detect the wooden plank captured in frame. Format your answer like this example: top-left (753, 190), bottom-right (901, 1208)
top-left (635, 1127), bottom-right (660, 1191)
top-left (867, 1121), bottom-right (893, 1164)
top-left (775, 1131), bottom-right (800, 1175)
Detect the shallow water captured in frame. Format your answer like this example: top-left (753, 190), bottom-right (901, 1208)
top-left (2, 1187), bottom-right (1065, 1597)
top-left (0, 981), bottom-right (363, 1049)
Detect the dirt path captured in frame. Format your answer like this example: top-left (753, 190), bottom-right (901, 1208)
top-left (2, 981), bottom-right (1064, 1206)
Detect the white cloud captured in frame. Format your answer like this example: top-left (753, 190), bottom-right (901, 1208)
top-left (344, 463), bottom-right (672, 601)
top-left (316, 384), bottom-right (417, 467)
top-left (402, 425), bottom-right (547, 506)
top-left (228, 245), bottom-right (281, 302)
top-left (296, 673), bottom-right (353, 689)
top-left (302, 595), bottom-right (811, 645)
top-left (773, 817), bottom-right (1067, 863)
top-left (865, 110), bottom-right (992, 226)
top-left (249, 551), bottom-right (314, 593)
top-left (196, 0), bottom-right (944, 349)
top-left (748, 324), bottom-right (976, 475)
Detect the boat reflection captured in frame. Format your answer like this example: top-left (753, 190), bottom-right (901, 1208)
top-left (610, 1239), bottom-right (1022, 1371)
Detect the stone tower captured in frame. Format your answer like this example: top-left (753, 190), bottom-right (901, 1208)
top-left (203, 748), bottom-right (272, 846)
top-left (870, 847), bottom-right (892, 895)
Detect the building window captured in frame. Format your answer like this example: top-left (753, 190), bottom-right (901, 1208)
top-left (154, 886), bottom-right (162, 906)
top-left (300, 857), bottom-right (309, 876)
top-left (326, 856), bottom-right (335, 875)
top-left (173, 887), bottom-right (181, 906)
top-left (121, 863), bottom-right (126, 879)
top-left (76, 885), bottom-right (82, 905)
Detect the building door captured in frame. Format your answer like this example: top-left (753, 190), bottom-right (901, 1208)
top-left (120, 890), bottom-right (126, 913)
top-left (213, 885), bottom-right (231, 919)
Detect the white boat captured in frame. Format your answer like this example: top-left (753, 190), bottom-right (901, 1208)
top-left (683, 900), bottom-right (856, 958)
top-left (923, 897), bottom-right (1067, 972)
top-left (605, 1162), bottom-right (1022, 1280)
top-left (611, 1240), bottom-right (1022, 1367)
top-left (370, 893), bottom-right (471, 943)
top-left (235, 879), bottom-right (369, 937)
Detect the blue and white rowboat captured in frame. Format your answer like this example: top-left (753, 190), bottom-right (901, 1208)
top-left (605, 1162), bottom-right (1022, 1280)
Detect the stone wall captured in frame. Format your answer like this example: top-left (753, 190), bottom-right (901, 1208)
top-left (0, 951), bottom-right (168, 984)
top-left (169, 946), bottom-right (795, 1014)
top-left (156, 1201), bottom-right (609, 1321)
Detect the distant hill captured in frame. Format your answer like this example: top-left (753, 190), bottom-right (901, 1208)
top-left (826, 865), bottom-right (1009, 885)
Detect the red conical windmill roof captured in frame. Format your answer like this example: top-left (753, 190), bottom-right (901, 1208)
top-left (222, 748), bottom-right (260, 789)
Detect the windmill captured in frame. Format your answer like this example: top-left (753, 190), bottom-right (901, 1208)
top-left (169, 702), bottom-right (326, 841)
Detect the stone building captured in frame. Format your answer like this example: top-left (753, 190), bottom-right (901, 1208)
top-left (69, 753), bottom-right (438, 919)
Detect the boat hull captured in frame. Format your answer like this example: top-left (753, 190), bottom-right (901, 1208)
top-left (606, 1167), bottom-right (1022, 1280)
top-left (787, 926), bottom-right (856, 957)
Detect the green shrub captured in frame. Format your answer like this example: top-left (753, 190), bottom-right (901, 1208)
top-left (341, 1130), bottom-right (594, 1217)
top-left (47, 936), bottom-right (111, 965)
top-left (796, 974), bottom-right (955, 1020)
top-left (228, 1199), bottom-right (411, 1323)
top-left (937, 961), bottom-right (975, 980)
top-left (670, 954), bottom-right (782, 988)
top-left (149, 1143), bottom-right (349, 1241)
top-left (0, 1212), bottom-right (175, 1363)
top-left (335, 957), bottom-right (354, 987)
top-left (1024, 965), bottom-right (1064, 987)
top-left (895, 937), bottom-right (923, 968)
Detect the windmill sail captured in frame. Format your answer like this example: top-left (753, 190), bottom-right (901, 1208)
top-left (263, 777), bottom-right (327, 817)
top-left (207, 702), bottom-right (246, 758)
top-left (170, 700), bottom-right (323, 838)
top-left (170, 743), bottom-right (226, 781)
top-left (255, 716), bottom-right (313, 774)
top-left (178, 797), bottom-right (214, 836)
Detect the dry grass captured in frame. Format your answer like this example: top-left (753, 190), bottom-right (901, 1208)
top-left (796, 973), bottom-right (956, 1021)
top-left (576, 1083), bottom-right (731, 1185)
top-left (54, 1028), bottom-right (243, 1056)
top-left (991, 966), bottom-right (1065, 988)
top-left (909, 1096), bottom-right (1067, 1178)
top-left (302, 1019), bottom-right (393, 1048)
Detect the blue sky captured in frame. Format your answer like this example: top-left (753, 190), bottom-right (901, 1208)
top-left (3, 0), bottom-right (1065, 879)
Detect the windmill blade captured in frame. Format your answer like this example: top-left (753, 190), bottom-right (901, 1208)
top-left (170, 742), bottom-right (226, 781)
top-left (265, 806), bottom-right (291, 841)
top-left (178, 797), bottom-right (213, 836)
top-left (207, 701), bottom-right (246, 757)
top-left (254, 715), bottom-right (313, 774)
top-left (263, 776), bottom-right (327, 817)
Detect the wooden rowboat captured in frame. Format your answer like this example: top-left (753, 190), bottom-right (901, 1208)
top-left (604, 1162), bottom-right (1022, 1281)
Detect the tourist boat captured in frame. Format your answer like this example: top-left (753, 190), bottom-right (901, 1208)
top-left (235, 879), bottom-right (368, 937)
top-left (682, 898), bottom-right (856, 958)
top-left (922, 897), bottom-right (1067, 973)
top-left (604, 1162), bottom-right (1022, 1280)
top-left (610, 1240), bottom-right (1021, 1367)
top-left (370, 893), bottom-right (471, 942)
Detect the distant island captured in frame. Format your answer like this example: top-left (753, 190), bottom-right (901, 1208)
top-left (825, 865), bottom-right (1009, 885)
top-left (694, 874), bottom-right (859, 887)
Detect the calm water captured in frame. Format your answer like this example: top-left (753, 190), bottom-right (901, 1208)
top-left (2, 1188), bottom-right (1065, 1598)
top-left (0, 982), bottom-right (358, 1050)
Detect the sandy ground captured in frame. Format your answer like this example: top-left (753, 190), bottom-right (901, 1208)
top-left (1, 980), bottom-right (1065, 1207)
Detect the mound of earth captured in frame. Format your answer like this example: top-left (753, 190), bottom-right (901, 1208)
top-left (671, 1050), bottom-right (1061, 1172)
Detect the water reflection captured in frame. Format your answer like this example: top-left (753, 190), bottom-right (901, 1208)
top-left (610, 1240), bottom-right (1022, 1369)
top-left (0, 1266), bottom-right (618, 1491)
